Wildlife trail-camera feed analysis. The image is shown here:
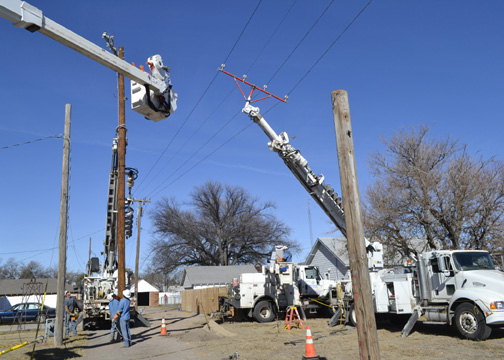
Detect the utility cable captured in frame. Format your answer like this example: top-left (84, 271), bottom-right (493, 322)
top-left (136, 1), bottom-right (263, 193)
top-left (287, 0), bottom-right (374, 96)
top-left (266, 0), bottom-right (335, 85)
top-left (146, 110), bottom-right (242, 198)
top-left (223, 0), bottom-right (263, 65)
top-left (150, 121), bottom-right (253, 199)
top-left (0, 134), bottom-right (63, 150)
top-left (245, 0), bottom-right (298, 75)
top-left (136, 85), bottom-right (235, 195)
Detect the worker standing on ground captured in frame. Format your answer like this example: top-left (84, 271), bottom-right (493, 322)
top-left (64, 290), bottom-right (77, 337)
top-left (108, 293), bottom-right (120, 342)
top-left (114, 289), bottom-right (132, 347)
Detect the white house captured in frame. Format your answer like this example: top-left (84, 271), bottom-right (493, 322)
top-left (130, 279), bottom-right (159, 307)
top-left (304, 237), bottom-right (350, 281)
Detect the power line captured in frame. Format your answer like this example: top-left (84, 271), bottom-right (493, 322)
top-left (266, 0), bottom-right (335, 85)
top-left (135, 1), bottom-right (264, 194)
top-left (223, 0), bottom-right (264, 65)
top-left (136, 85), bottom-right (236, 195)
top-left (287, 0), bottom-right (375, 96)
top-left (0, 134), bottom-right (63, 150)
top-left (245, 0), bottom-right (298, 75)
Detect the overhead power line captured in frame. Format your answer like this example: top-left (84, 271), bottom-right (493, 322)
top-left (287, 0), bottom-right (375, 96)
top-left (266, 0), bottom-right (335, 85)
top-left (0, 134), bottom-right (63, 150)
top-left (135, 1), bottom-right (264, 194)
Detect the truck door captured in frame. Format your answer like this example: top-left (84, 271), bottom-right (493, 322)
top-left (430, 255), bottom-right (456, 301)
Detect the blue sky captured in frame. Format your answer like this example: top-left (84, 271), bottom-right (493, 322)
top-left (0, 0), bottom-right (503, 274)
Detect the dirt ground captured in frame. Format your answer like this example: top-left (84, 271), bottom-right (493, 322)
top-left (1, 309), bottom-right (503, 359)
top-left (178, 313), bottom-right (504, 360)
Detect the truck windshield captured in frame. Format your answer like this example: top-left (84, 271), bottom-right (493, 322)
top-left (305, 267), bottom-right (321, 280)
top-left (453, 252), bottom-right (495, 271)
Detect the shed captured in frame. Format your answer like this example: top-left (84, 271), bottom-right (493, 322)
top-left (131, 279), bottom-right (159, 307)
top-left (182, 264), bottom-right (258, 289)
top-left (304, 237), bottom-right (350, 281)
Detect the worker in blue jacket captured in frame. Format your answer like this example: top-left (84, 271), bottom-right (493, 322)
top-left (114, 289), bottom-right (132, 347)
top-left (107, 293), bottom-right (120, 342)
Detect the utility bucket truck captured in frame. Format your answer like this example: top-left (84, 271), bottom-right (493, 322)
top-left (81, 138), bottom-right (136, 329)
top-left (217, 69), bottom-right (504, 340)
top-left (0, 0), bottom-right (177, 121)
top-left (217, 246), bottom-right (345, 322)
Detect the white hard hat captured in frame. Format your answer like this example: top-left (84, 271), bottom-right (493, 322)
top-left (123, 289), bottom-right (131, 298)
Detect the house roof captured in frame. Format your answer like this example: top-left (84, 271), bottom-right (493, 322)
top-left (130, 279), bottom-right (159, 293)
top-left (0, 278), bottom-right (74, 296)
top-left (182, 264), bottom-right (258, 288)
top-left (305, 237), bottom-right (349, 265)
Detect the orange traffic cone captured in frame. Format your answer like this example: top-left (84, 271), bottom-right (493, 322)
top-left (302, 325), bottom-right (320, 360)
top-left (160, 316), bottom-right (167, 336)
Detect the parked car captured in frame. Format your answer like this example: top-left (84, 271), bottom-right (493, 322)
top-left (0, 303), bottom-right (56, 324)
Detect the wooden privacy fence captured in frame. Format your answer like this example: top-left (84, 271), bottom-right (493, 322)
top-left (181, 287), bottom-right (228, 314)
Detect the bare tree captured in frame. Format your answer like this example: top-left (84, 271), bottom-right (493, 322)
top-left (364, 125), bottom-right (504, 258)
top-left (19, 261), bottom-right (47, 279)
top-left (0, 257), bottom-right (21, 279)
top-left (149, 181), bottom-right (297, 275)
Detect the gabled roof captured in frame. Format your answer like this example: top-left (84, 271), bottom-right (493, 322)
top-left (130, 279), bottom-right (159, 293)
top-left (0, 278), bottom-right (73, 296)
top-left (182, 264), bottom-right (258, 289)
top-left (305, 237), bottom-right (349, 265)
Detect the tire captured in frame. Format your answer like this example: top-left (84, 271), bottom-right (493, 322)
top-left (253, 301), bottom-right (275, 323)
top-left (348, 303), bottom-right (357, 327)
top-left (454, 302), bottom-right (492, 340)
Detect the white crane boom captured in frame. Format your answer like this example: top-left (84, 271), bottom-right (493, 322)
top-left (0, 0), bottom-right (177, 121)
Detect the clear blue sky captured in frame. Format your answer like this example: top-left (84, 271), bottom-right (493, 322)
top-left (0, 0), bottom-right (502, 274)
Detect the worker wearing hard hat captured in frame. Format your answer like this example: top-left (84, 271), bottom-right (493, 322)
top-left (64, 291), bottom-right (78, 337)
top-left (107, 293), bottom-right (120, 342)
top-left (113, 289), bottom-right (132, 347)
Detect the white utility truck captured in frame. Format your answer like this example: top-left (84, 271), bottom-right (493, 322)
top-left (218, 246), bottom-right (343, 322)
top-left (219, 72), bottom-right (504, 340)
top-left (340, 248), bottom-right (504, 340)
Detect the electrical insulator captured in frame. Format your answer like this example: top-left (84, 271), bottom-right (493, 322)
top-left (125, 206), bottom-right (134, 238)
top-left (127, 170), bottom-right (135, 189)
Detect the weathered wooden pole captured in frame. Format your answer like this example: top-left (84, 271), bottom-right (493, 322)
top-left (54, 104), bottom-right (71, 345)
top-left (332, 90), bottom-right (380, 360)
top-left (117, 46), bottom-right (126, 297)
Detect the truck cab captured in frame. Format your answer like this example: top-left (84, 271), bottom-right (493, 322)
top-left (416, 249), bottom-right (504, 340)
top-left (296, 265), bottom-right (336, 298)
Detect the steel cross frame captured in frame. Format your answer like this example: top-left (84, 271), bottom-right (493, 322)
top-left (218, 66), bottom-right (287, 104)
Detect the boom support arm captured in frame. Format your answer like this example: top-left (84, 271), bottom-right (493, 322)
top-left (0, 0), bottom-right (177, 121)
top-left (242, 103), bottom-right (348, 238)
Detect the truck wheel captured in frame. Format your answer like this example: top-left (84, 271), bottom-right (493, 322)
top-left (348, 304), bottom-right (357, 327)
top-left (454, 303), bottom-right (491, 340)
top-left (253, 301), bottom-right (275, 323)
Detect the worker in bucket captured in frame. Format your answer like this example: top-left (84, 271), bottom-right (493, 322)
top-left (108, 293), bottom-right (120, 342)
top-left (64, 290), bottom-right (78, 337)
top-left (114, 289), bottom-right (132, 347)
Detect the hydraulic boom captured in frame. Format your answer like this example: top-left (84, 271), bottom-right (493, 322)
top-left (0, 0), bottom-right (177, 121)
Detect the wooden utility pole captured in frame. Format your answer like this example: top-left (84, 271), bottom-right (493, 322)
top-left (133, 198), bottom-right (150, 310)
top-left (54, 104), bottom-right (71, 346)
top-left (331, 90), bottom-right (380, 360)
top-left (117, 46), bottom-right (126, 297)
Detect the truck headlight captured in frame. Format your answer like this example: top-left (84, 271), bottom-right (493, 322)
top-left (490, 301), bottom-right (504, 310)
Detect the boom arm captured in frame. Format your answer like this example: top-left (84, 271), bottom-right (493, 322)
top-left (242, 103), bottom-right (348, 238)
top-left (0, 0), bottom-right (177, 121)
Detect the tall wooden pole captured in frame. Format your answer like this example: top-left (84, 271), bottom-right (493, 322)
top-left (54, 104), bottom-right (71, 346)
top-left (331, 90), bottom-right (380, 360)
top-left (133, 198), bottom-right (150, 309)
top-left (117, 46), bottom-right (126, 297)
